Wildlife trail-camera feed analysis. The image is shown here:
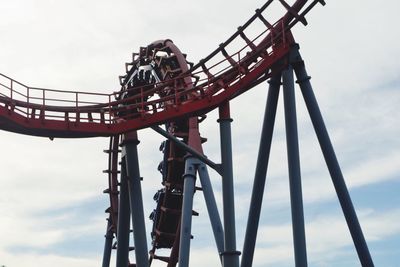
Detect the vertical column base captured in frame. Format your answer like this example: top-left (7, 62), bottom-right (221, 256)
top-left (218, 102), bottom-right (240, 267)
top-left (123, 131), bottom-right (150, 267)
top-left (116, 160), bottom-right (131, 267)
top-left (102, 217), bottom-right (114, 267)
top-left (179, 157), bottom-right (197, 267)
top-left (282, 65), bottom-right (308, 267)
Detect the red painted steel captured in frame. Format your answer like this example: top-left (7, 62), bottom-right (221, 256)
top-left (0, 1), bottom-right (326, 266)
top-left (106, 38), bottom-right (203, 266)
top-left (0, 0), bottom-right (325, 139)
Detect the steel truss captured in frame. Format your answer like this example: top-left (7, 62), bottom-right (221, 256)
top-left (0, 1), bottom-right (376, 266)
top-left (241, 44), bottom-right (374, 267)
top-left (101, 44), bottom-right (374, 267)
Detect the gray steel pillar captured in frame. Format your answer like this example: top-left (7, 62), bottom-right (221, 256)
top-left (218, 102), bottom-right (240, 267)
top-left (197, 163), bottom-right (225, 258)
top-left (282, 65), bottom-right (308, 267)
top-left (124, 132), bottom-right (150, 267)
top-left (102, 216), bottom-right (113, 267)
top-left (241, 74), bottom-right (281, 267)
top-left (293, 56), bottom-right (374, 267)
top-left (179, 157), bottom-right (197, 267)
top-left (116, 160), bottom-right (131, 267)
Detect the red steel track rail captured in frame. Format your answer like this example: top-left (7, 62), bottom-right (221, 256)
top-left (1, 1), bottom-right (327, 266)
top-left (0, 0), bottom-right (324, 138)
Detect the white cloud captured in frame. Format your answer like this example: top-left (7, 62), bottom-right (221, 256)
top-left (253, 208), bottom-right (400, 266)
top-left (0, 0), bottom-right (399, 266)
top-left (148, 208), bottom-right (400, 267)
top-left (0, 251), bottom-right (99, 267)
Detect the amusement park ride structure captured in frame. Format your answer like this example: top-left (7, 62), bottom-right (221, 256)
top-left (0, 1), bottom-right (375, 267)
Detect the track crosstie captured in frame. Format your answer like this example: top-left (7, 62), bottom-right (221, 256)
top-left (0, 0), bottom-right (323, 138)
top-left (0, 1), bottom-right (375, 267)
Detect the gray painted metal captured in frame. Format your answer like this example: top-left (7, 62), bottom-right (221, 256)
top-left (178, 157), bottom-right (197, 267)
top-left (116, 161), bottom-right (131, 267)
top-left (218, 115), bottom-right (240, 267)
top-left (293, 52), bottom-right (374, 267)
top-left (197, 163), bottom-right (225, 259)
top-left (240, 74), bottom-right (281, 267)
top-left (102, 216), bottom-right (113, 267)
top-left (151, 126), bottom-right (221, 174)
top-left (282, 65), bottom-right (308, 267)
top-left (124, 139), bottom-right (150, 267)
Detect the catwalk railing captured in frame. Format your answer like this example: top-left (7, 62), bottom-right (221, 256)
top-left (1, 1), bottom-right (332, 267)
top-left (0, 0), bottom-right (325, 138)
top-left (0, 73), bottom-right (113, 124)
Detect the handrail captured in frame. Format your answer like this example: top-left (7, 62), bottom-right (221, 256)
top-left (0, 0), bottom-right (325, 137)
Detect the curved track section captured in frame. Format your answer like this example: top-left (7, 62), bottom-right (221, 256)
top-left (0, 1), bottom-right (327, 266)
top-left (103, 135), bottom-right (120, 247)
top-left (0, 0), bottom-right (324, 138)
top-left (103, 40), bottom-right (201, 266)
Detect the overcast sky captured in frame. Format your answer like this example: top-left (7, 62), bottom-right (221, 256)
top-left (0, 0), bottom-right (399, 267)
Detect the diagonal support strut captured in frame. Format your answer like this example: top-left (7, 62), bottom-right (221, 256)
top-left (152, 125), bottom-right (222, 174)
top-left (291, 45), bottom-right (374, 267)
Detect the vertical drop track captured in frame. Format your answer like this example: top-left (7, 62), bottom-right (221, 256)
top-left (0, 1), bottom-right (375, 266)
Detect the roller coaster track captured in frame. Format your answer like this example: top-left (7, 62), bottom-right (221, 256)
top-left (0, 0), bottom-right (324, 139)
top-left (103, 39), bottom-right (207, 266)
top-left (0, 1), bottom-right (334, 267)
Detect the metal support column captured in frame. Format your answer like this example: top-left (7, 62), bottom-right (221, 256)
top-left (179, 157), bottom-right (197, 267)
top-left (124, 132), bottom-right (149, 267)
top-left (218, 102), bottom-right (240, 267)
top-left (102, 216), bottom-right (113, 267)
top-left (116, 160), bottom-right (131, 267)
top-left (241, 74), bottom-right (281, 267)
top-left (282, 65), bottom-right (308, 267)
top-left (293, 55), bottom-right (374, 267)
top-left (197, 163), bottom-right (225, 258)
